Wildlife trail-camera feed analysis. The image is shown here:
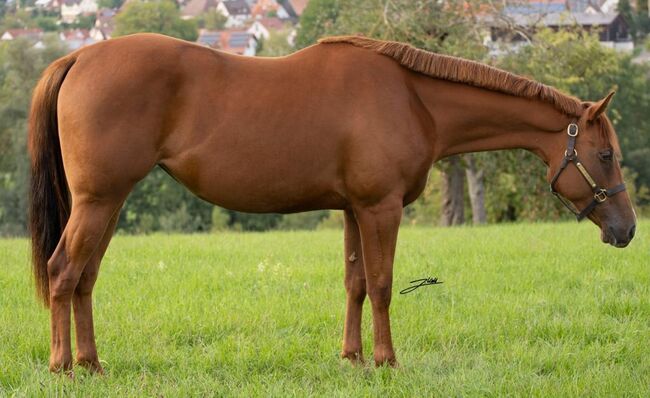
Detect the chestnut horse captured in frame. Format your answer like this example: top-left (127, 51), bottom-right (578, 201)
top-left (28, 34), bottom-right (636, 374)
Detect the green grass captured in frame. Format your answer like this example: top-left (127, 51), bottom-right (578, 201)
top-left (1, 221), bottom-right (649, 396)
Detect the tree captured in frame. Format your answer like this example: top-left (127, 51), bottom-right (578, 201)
top-left (257, 29), bottom-right (294, 57)
top-left (295, 0), bottom-right (340, 48)
top-left (113, 0), bottom-right (199, 41)
top-left (439, 156), bottom-right (465, 226)
top-left (197, 9), bottom-right (228, 30)
top-left (465, 155), bottom-right (486, 224)
top-left (98, 0), bottom-right (124, 9)
top-left (0, 37), bottom-right (67, 235)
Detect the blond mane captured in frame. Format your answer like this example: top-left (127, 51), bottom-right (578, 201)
top-left (318, 35), bottom-right (584, 117)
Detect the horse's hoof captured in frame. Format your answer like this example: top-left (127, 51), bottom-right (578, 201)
top-left (374, 357), bottom-right (398, 368)
top-left (77, 359), bottom-right (105, 375)
top-left (341, 350), bottom-right (365, 365)
top-left (49, 359), bottom-right (73, 375)
top-left (373, 348), bottom-right (398, 368)
top-left (49, 366), bottom-right (75, 379)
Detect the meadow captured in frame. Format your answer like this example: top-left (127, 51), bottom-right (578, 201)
top-left (0, 221), bottom-right (648, 396)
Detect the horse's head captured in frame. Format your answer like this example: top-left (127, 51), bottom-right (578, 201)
top-left (547, 92), bottom-right (636, 247)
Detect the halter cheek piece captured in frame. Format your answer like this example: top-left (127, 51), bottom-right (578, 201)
top-left (549, 122), bottom-right (626, 221)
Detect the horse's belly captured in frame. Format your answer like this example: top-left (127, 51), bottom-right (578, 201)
top-left (161, 151), bottom-right (347, 213)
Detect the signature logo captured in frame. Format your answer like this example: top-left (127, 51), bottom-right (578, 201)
top-left (399, 277), bottom-right (443, 295)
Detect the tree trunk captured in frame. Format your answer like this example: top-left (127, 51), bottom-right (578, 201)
top-left (440, 156), bottom-right (465, 226)
top-left (465, 154), bottom-right (487, 225)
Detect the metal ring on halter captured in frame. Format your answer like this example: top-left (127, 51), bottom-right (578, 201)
top-left (567, 123), bottom-right (579, 136)
top-left (594, 189), bottom-right (608, 203)
top-left (564, 149), bottom-right (577, 157)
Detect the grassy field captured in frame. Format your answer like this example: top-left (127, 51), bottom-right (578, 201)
top-left (0, 221), bottom-right (649, 396)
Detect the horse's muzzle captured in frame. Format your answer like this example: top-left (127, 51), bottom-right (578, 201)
top-left (602, 223), bottom-right (636, 248)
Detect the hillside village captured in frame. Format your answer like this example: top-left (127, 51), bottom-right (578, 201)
top-left (0, 0), bottom-right (645, 56)
top-left (1, 0), bottom-right (307, 54)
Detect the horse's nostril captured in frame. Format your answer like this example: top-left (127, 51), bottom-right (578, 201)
top-left (628, 224), bottom-right (636, 241)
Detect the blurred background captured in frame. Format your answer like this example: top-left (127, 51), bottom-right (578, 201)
top-left (0, 0), bottom-right (648, 235)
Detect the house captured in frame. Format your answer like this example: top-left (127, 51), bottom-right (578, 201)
top-left (90, 7), bottom-right (116, 40)
top-left (181, 0), bottom-right (221, 19)
top-left (1, 28), bottom-right (44, 41)
top-left (217, 0), bottom-right (252, 27)
top-left (60, 29), bottom-right (96, 50)
top-left (501, 0), bottom-right (620, 15)
top-left (566, 0), bottom-right (620, 13)
top-left (250, 0), bottom-right (290, 18)
top-left (277, 0), bottom-right (308, 20)
top-left (484, 1), bottom-right (633, 52)
top-left (61, 0), bottom-right (99, 23)
top-left (35, 0), bottom-right (62, 10)
top-left (182, 0), bottom-right (252, 27)
top-left (197, 29), bottom-right (257, 55)
top-left (247, 17), bottom-right (286, 40)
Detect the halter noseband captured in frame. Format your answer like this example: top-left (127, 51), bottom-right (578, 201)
top-left (549, 122), bottom-right (626, 221)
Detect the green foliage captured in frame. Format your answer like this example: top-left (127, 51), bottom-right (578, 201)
top-left (98, 0), bottom-right (124, 9)
top-left (226, 211), bottom-right (283, 231)
top-left (196, 9), bottom-right (228, 30)
top-left (113, 0), bottom-right (198, 41)
top-left (211, 207), bottom-right (230, 231)
top-left (119, 168), bottom-right (213, 234)
top-left (256, 29), bottom-right (294, 57)
top-left (298, 0), bottom-right (486, 58)
top-left (295, 0), bottom-right (339, 48)
top-left (277, 210), bottom-right (329, 230)
top-left (402, 169), bottom-right (442, 226)
top-left (34, 16), bottom-right (59, 31)
top-left (619, 0), bottom-right (650, 42)
top-left (1, 9), bottom-right (35, 30)
top-left (0, 37), bottom-right (66, 236)
top-left (1, 223), bottom-right (650, 394)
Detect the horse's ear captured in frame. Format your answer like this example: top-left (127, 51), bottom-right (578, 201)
top-left (585, 91), bottom-right (615, 121)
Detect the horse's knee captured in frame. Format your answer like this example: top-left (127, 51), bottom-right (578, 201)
top-left (346, 278), bottom-right (367, 304)
top-left (367, 280), bottom-right (392, 308)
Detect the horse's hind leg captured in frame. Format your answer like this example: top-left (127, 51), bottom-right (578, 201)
top-left (72, 209), bottom-right (121, 374)
top-left (341, 209), bottom-right (366, 364)
top-left (48, 196), bottom-right (124, 374)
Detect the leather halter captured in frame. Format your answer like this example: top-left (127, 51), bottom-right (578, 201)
top-left (549, 122), bottom-right (626, 221)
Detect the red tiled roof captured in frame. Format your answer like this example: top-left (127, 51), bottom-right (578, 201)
top-left (181, 0), bottom-right (220, 18)
top-left (287, 0), bottom-right (308, 15)
top-left (258, 17), bottom-right (286, 30)
top-left (2, 28), bottom-right (43, 39)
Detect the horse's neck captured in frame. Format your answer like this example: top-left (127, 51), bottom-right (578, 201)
top-left (410, 75), bottom-right (575, 163)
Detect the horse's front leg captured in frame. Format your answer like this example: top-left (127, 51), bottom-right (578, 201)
top-left (341, 209), bottom-right (366, 364)
top-left (72, 211), bottom-right (120, 374)
top-left (354, 199), bottom-right (402, 367)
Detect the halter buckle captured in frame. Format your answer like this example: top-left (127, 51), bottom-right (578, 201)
top-left (567, 123), bottom-right (578, 137)
top-left (564, 149), bottom-right (577, 158)
top-left (594, 189), bottom-right (608, 203)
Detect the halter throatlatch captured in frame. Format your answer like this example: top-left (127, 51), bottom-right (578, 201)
top-left (549, 122), bottom-right (626, 221)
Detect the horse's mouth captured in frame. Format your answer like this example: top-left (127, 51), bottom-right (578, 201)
top-left (601, 227), bottom-right (632, 248)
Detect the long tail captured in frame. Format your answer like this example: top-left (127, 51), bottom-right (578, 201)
top-left (28, 55), bottom-right (77, 307)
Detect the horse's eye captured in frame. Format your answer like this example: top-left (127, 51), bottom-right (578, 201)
top-left (598, 149), bottom-right (613, 162)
